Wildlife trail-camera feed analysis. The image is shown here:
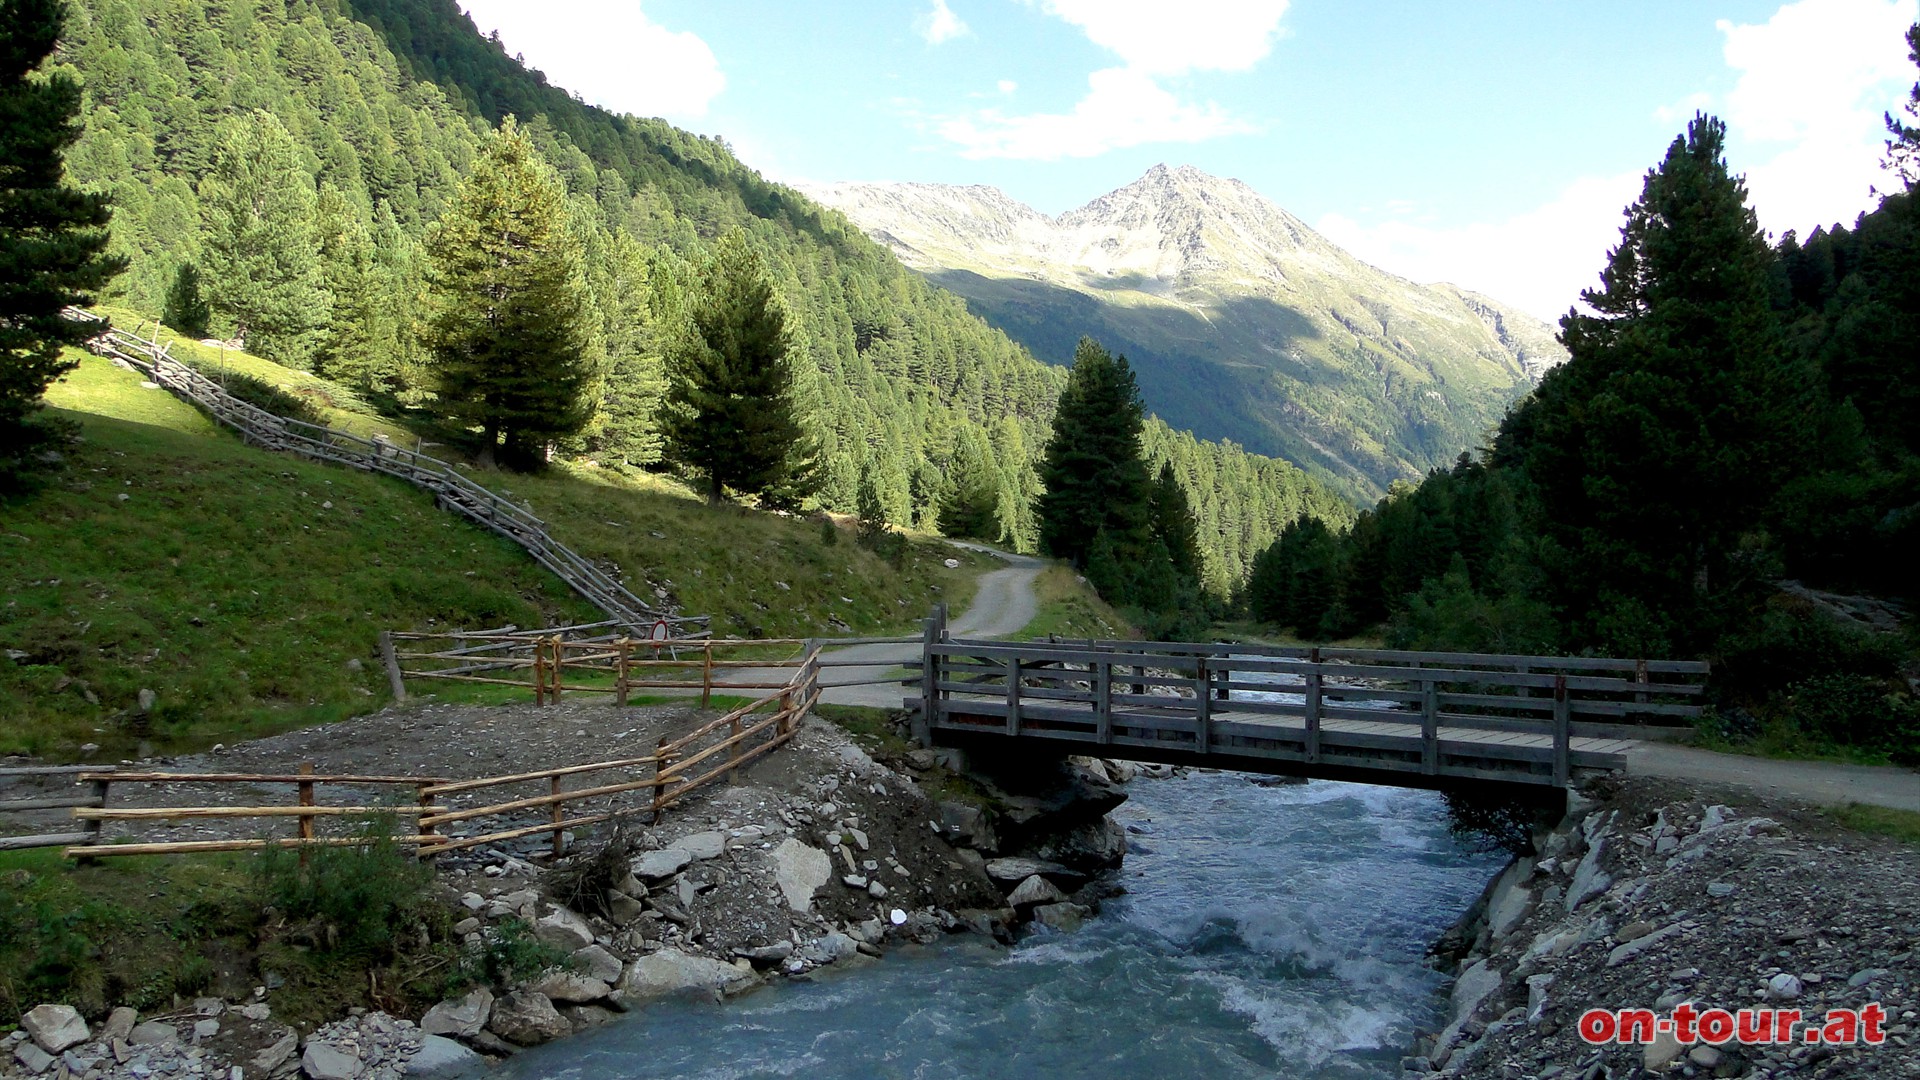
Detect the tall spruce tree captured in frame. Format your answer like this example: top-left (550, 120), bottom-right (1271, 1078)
top-left (0, 0), bottom-right (125, 489)
top-left (198, 110), bottom-right (328, 367)
top-left (662, 231), bottom-right (814, 503)
top-left (1035, 337), bottom-right (1153, 567)
top-left (1497, 114), bottom-right (1816, 652)
top-left (1147, 460), bottom-right (1203, 582)
top-left (421, 117), bottom-right (596, 470)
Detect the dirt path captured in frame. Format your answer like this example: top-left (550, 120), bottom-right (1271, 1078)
top-left (1623, 741), bottom-right (1920, 812)
top-left (810, 544), bottom-right (1045, 710)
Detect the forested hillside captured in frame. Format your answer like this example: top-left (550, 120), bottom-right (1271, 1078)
top-left (50, 0), bottom-right (1348, 594)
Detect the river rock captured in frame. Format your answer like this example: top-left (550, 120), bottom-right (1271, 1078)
top-left (1006, 874), bottom-right (1068, 907)
top-left (804, 932), bottom-right (861, 964)
top-left (1031, 902), bottom-right (1088, 932)
top-left (101, 1007), bottom-right (138, 1043)
top-left (488, 991), bottom-right (570, 1046)
top-left (572, 944), bottom-right (626, 985)
top-left (404, 1034), bottom-right (482, 1077)
top-left (420, 989), bottom-right (493, 1038)
top-left (619, 948), bottom-right (756, 1002)
top-left (984, 856), bottom-right (1079, 884)
top-left (769, 838), bottom-right (831, 912)
top-left (1029, 818), bottom-right (1128, 872)
top-left (937, 802), bottom-right (997, 851)
top-left (1644, 1030), bottom-right (1688, 1070)
top-left (20, 1005), bottom-right (87, 1054)
top-left (128, 1021), bottom-right (179, 1046)
top-left (634, 848), bottom-right (693, 880)
top-left (12, 1043), bottom-right (53, 1076)
top-left (608, 891), bottom-right (646, 925)
top-left (528, 970), bottom-right (612, 1004)
top-left (301, 1041), bottom-right (362, 1080)
top-left (1451, 959), bottom-right (1503, 1023)
top-left (735, 941), bottom-right (794, 965)
top-left (672, 830), bottom-right (727, 861)
top-left (1607, 922), bottom-right (1686, 967)
top-left (534, 906), bottom-right (596, 951)
top-left (253, 1031), bottom-right (299, 1074)
top-left (1766, 973), bottom-right (1803, 1001)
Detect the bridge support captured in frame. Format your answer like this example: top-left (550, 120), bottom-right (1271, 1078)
top-left (913, 604), bottom-right (946, 748)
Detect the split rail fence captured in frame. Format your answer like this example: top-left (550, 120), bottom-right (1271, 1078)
top-left (385, 627), bottom-right (922, 706)
top-left (68, 310), bottom-right (705, 639)
top-left (23, 647), bottom-right (821, 860)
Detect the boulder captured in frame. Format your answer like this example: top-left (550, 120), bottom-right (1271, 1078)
top-left (404, 1035), bottom-right (482, 1077)
top-left (301, 1041), bottom-right (363, 1080)
top-left (533, 906), bottom-right (596, 952)
top-left (527, 970), bottom-right (612, 1005)
top-left (20, 1004), bottom-right (88, 1054)
top-left (420, 989), bottom-right (493, 1038)
top-left (768, 838), bottom-right (831, 912)
top-left (936, 802), bottom-right (997, 852)
top-left (607, 892), bottom-right (647, 926)
top-left (618, 948), bottom-right (757, 1003)
top-left (633, 848), bottom-right (692, 880)
top-left (1006, 874), bottom-right (1068, 908)
top-left (803, 933), bottom-right (860, 964)
top-left (101, 1007), bottom-right (138, 1043)
top-left (735, 942), bottom-right (794, 966)
top-left (1564, 838), bottom-right (1610, 913)
top-left (1766, 973), bottom-right (1804, 1002)
top-left (671, 831), bottom-right (727, 861)
top-left (571, 944), bottom-right (625, 985)
top-left (1029, 818), bottom-right (1128, 873)
top-left (487, 991), bottom-right (570, 1046)
top-left (1450, 960), bottom-right (1502, 1024)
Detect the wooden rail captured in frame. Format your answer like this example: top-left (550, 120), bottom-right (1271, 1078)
top-left (915, 623), bottom-right (1709, 789)
top-left (0, 766), bottom-right (112, 851)
top-left (389, 628), bottom-right (919, 705)
top-left (54, 648), bottom-right (822, 860)
top-left (66, 310), bottom-right (707, 640)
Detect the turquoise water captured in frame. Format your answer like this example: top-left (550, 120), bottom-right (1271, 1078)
top-left (499, 772), bottom-right (1502, 1079)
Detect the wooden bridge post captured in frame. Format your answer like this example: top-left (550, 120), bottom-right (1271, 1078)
top-left (914, 605), bottom-right (945, 748)
top-left (1005, 657), bottom-right (1022, 736)
top-left (1131, 663), bottom-right (1145, 697)
top-left (1096, 656), bottom-right (1112, 745)
top-left (1194, 658), bottom-right (1212, 754)
top-left (1305, 647), bottom-right (1322, 764)
top-left (1634, 659), bottom-right (1650, 709)
top-left (1552, 675), bottom-right (1571, 787)
top-left (1420, 679), bottom-right (1438, 774)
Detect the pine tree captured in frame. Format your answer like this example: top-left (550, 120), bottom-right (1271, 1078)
top-left (311, 184), bottom-right (385, 386)
top-left (1035, 337), bottom-right (1153, 567)
top-left (198, 110), bottom-right (328, 367)
top-left (1147, 461), bottom-right (1203, 582)
top-left (662, 231), bottom-right (815, 503)
top-left (0, 0), bottom-right (126, 489)
top-left (1498, 114), bottom-right (1816, 652)
top-left (420, 117), bottom-right (596, 470)
top-left (586, 228), bottom-right (666, 466)
top-left (162, 263), bottom-right (210, 338)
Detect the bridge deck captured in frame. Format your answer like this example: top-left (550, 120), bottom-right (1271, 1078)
top-left (911, 626), bottom-right (1707, 790)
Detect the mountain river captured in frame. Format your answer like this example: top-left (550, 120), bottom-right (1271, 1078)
top-left (498, 765), bottom-right (1505, 1079)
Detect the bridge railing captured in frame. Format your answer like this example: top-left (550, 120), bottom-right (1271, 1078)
top-left (919, 635), bottom-right (1709, 787)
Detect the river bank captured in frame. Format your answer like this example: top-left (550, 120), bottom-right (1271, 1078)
top-left (1413, 775), bottom-right (1920, 1080)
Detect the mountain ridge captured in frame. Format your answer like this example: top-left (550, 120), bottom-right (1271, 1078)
top-left (803, 166), bottom-right (1567, 499)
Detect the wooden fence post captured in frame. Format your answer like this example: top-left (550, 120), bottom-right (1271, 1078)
top-left (701, 640), bottom-right (714, 710)
top-left (550, 775), bottom-right (565, 857)
top-left (616, 639), bottom-right (631, 707)
top-left (297, 763), bottom-right (316, 864)
top-left (378, 631), bottom-right (407, 702)
top-left (416, 781), bottom-right (437, 861)
top-left (549, 637), bottom-right (564, 703)
top-left (533, 644), bottom-right (547, 706)
top-left (1634, 659), bottom-right (1650, 711)
top-left (914, 606), bottom-right (944, 747)
top-left (1420, 679), bottom-right (1438, 775)
top-left (1305, 647), bottom-right (1322, 765)
top-left (1552, 675), bottom-right (1571, 787)
top-left (651, 737), bottom-right (670, 820)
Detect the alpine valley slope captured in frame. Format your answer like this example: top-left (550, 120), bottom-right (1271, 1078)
top-left (804, 166), bottom-right (1566, 500)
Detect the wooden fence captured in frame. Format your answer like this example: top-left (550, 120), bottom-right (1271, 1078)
top-left (67, 310), bottom-right (706, 639)
top-left (387, 627), bottom-right (921, 706)
top-left (0, 767), bottom-right (111, 851)
top-left (46, 648), bottom-right (821, 860)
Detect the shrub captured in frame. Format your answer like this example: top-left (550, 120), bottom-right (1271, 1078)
top-left (254, 818), bottom-right (436, 960)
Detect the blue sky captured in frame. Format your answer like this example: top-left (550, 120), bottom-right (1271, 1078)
top-left (459, 0), bottom-right (1920, 320)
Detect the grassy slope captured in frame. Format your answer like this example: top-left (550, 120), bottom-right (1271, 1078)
top-left (0, 344), bottom-right (993, 759)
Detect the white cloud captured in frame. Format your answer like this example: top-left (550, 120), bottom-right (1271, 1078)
top-left (1715, 0), bottom-right (1918, 235)
top-left (1036, 0), bottom-right (1291, 75)
top-left (459, 1), bottom-right (725, 121)
top-left (997, 79), bottom-right (1019, 95)
top-left (939, 66), bottom-right (1255, 160)
top-left (1317, 173), bottom-right (1644, 323)
top-left (919, 0), bottom-right (970, 45)
top-left (934, 2), bottom-right (1287, 159)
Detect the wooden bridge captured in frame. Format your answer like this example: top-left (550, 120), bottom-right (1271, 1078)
top-left (910, 611), bottom-right (1709, 790)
